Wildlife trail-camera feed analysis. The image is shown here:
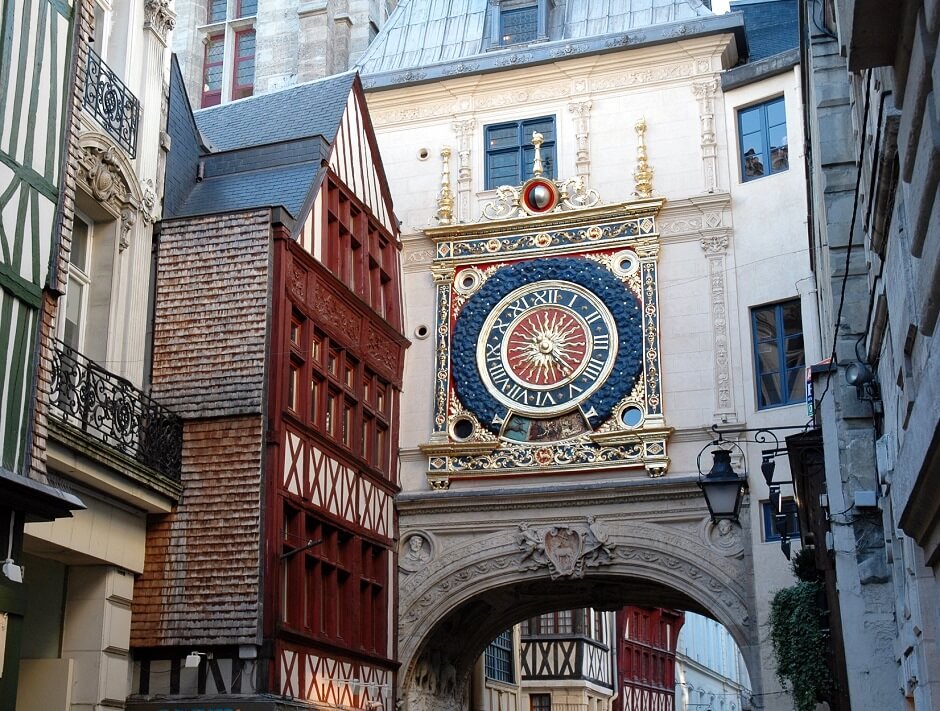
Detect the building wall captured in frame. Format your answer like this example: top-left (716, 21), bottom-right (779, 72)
top-left (803, 0), bottom-right (940, 707)
top-left (366, 28), bottom-right (812, 710)
top-left (674, 612), bottom-right (750, 711)
top-left (172, 0), bottom-right (396, 109)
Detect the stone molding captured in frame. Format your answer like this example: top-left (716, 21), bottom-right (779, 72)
top-left (568, 100), bottom-right (593, 183)
top-left (700, 230), bottom-right (737, 420)
top-left (76, 132), bottom-right (147, 251)
top-left (397, 515), bottom-right (756, 710)
top-left (451, 119), bottom-right (475, 224)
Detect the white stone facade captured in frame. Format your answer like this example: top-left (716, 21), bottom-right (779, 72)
top-left (367, 26), bottom-right (813, 711)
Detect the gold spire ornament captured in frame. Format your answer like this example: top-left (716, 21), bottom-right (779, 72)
top-left (531, 131), bottom-right (544, 177)
top-left (633, 118), bottom-right (654, 198)
top-left (436, 146), bottom-right (455, 225)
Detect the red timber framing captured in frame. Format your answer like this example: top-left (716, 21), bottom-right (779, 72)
top-left (266, 204), bottom-right (407, 705)
top-left (613, 607), bottom-right (684, 711)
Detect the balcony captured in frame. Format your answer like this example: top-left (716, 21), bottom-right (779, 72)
top-left (50, 339), bottom-right (182, 481)
top-left (84, 49), bottom-right (140, 157)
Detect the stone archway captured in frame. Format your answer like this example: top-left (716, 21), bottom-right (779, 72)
top-left (396, 477), bottom-right (760, 711)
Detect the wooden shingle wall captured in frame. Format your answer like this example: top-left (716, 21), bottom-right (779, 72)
top-left (150, 210), bottom-right (271, 418)
top-left (131, 415), bottom-right (263, 647)
top-left (132, 209), bottom-right (272, 646)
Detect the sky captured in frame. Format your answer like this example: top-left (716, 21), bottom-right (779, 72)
top-left (712, 0), bottom-right (731, 12)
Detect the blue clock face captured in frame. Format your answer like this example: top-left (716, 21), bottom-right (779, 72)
top-left (477, 281), bottom-right (618, 416)
top-left (451, 257), bottom-right (644, 435)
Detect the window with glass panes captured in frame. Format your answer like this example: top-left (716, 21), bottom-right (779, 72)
top-left (485, 630), bottom-right (514, 682)
top-left (738, 96), bottom-right (788, 181)
top-left (500, 4), bottom-right (538, 44)
top-left (323, 177), bottom-right (400, 324)
top-left (287, 316), bottom-right (395, 479)
top-left (751, 300), bottom-right (804, 408)
top-left (485, 116), bottom-right (555, 189)
top-left (236, 0), bottom-right (257, 16)
top-left (530, 694), bottom-right (551, 711)
top-left (63, 214), bottom-right (92, 351)
top-left (762, 498), bottom-right (800, 541)
top-left (207, 0), bottom-right (226, 22)
top-left (202, 34), bottom-right (224, 107)
top-left (279, 505), bottom-right (387, 650)
top-left (232, 29), bottom-right (255, 100)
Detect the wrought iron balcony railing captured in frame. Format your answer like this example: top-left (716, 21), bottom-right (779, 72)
top-left (84, 48), bottom-right (140, 157)
top-left (50, 339), bottom-right (182, 480)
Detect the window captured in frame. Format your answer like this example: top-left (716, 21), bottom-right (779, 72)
top-left (485, 116), bottom-right (555, 189)
top-left (762, 498), bottom-right (800, 541)
top-left (202, 34), bottom-right (224, 107)
top-left (484, 629), bottom-right (514, 682)
top-left (492, 1), bottom-right (546, 47)
top-left (751, 300), bottom-right (804, 408)
top-left (200, 2), bottom-right (257, 107)
top-left (530, 694), bottom-right (551, 711)
top-left (738, 96), bottom-right (788, 181)
top-left (501, 5), bottom-right (538, 44)
top-left (62, 215), bottom-right (92, 351)
top-left (232, 29), bottom-right (256, 100)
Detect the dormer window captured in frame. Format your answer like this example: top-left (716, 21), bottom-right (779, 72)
top-left (501, 4), bottom-right (538, 44)
top-left (491, 0), bottom-right (548, 48)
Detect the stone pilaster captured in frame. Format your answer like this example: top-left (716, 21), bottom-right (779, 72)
top-left (700, 232), bottom-right (736, 422)
top-left (693, 78), bottom-right (720, 193)
top-left (451, 119), bottom-right (474, 224)
top-left (568, 100), bottom-right (593, 184)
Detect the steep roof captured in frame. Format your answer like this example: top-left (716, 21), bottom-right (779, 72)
top-left (731, 0), bottom-right (797, 61)
top-left (357, 0), bottom-right (748, 87)
top-left (194, 72), bottom-right (356, 152)
top-left (164, 62), bottom-right (355, 219)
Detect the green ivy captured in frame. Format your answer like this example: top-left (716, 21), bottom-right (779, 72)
top-left (769, 581), bottom-right (833, 711)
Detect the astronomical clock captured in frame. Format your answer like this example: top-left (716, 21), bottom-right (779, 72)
top-left (421, 128), bottom-right (670, 488)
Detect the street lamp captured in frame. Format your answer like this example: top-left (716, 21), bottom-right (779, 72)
top-left (697, 448), bottom-right (747, 522)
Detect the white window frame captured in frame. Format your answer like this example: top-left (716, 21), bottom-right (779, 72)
top-left (60, 212), bottom-right (93, 353)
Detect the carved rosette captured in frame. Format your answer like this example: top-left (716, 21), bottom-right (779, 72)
top-left (143, 0), bottom-right (176, 45)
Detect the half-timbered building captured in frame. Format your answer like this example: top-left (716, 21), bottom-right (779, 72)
top-left (127, 62), bottom-right (406, 711)
top-left (613, 607), bottom-right (684, 711)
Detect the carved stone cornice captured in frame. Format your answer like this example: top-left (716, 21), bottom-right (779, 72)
top-left (143, 0), bottom-right (176, 45)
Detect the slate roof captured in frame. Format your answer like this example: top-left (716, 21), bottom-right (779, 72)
top-left (194, 71), bottom-right (356, 152)
top-left (358, 0), bottom-right (729, 81)
top-left (731, 0), bottom-right (798, 61)
top-left (165, 60), bottom-right (355, 219)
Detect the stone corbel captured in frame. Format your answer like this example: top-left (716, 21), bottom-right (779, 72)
top-left (143, 0), bottom-right (176, 46)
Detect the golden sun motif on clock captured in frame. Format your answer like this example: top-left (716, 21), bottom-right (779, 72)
top-left (505, 307), bottom-right (589, 387)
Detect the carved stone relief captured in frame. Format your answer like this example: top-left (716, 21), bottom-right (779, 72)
top-left (568, 100), bottom-right (593, 183)
top-left (77, 140), bottom-right (145, 251)
top-left (693, 78), bottom-right (720, 193)
top-left (143, 0), bottom-right (176, 45)
top-left (516, 517), bottom-right (616, 578)
top-left (451, 119), bottom-right (475, 224)
top-left (400, 532), bottom-right (435, 573)
top-left (701, 233), bottom-right (736, 419)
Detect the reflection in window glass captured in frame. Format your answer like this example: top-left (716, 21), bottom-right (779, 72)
top-left (751, 300), bottom-right (804, 408)
top-left (738, 97), bottom-right (788, 181)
